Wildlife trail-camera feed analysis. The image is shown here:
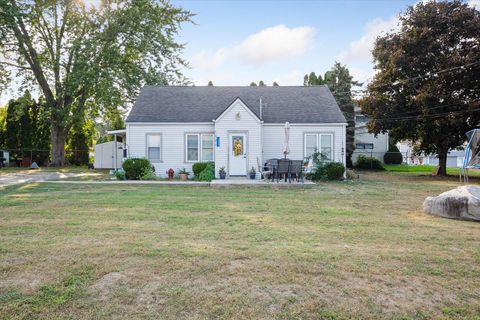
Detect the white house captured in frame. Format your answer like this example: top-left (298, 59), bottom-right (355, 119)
top-left (352, 106), bottom-right (389, 163)
top-left (118, 86), bottom-right (347, 178)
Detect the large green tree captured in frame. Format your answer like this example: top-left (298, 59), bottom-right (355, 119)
top-left (0, 0), bottom-right (192, 165)
top-left (4, 91), bottom-right (51, 164)
top-left (304, 63), bottom-right (359, 166)
top-left (360, 0), bottom-right (480, 175)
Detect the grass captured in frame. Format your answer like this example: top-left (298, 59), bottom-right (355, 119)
top-left (0, 172), bottom-right (480, 319)
top-left (384, 164), bottom-right (479, 177)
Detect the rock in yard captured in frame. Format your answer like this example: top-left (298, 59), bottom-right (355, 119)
top-left (423, 185), bottom-right (480, 222)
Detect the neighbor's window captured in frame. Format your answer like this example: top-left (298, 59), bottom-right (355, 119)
top-left (355, 115), bottom-right (369, 123)
top-left (186, 133), bottom-right (214, 162)
top-left (356, 143), bottom-right (374, 150)
top-left (146, 134), bottom-right (161, 161)
top-left (304, 133), bottom-right (333, 160)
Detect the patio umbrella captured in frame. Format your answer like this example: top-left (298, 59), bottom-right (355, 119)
top-left (283, 122), bottom-right (290, 158)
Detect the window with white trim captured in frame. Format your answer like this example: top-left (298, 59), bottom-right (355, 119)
top-left (356, 143), bottom-right (374, 150)
top-left (186, 133), bottom-right (214, 162)
top-left (304, 133), bottom-right (333, 160)
top-left (146, 134), bottom-right (161, 161)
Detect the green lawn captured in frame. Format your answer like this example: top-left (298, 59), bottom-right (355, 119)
top-left (1, 173), bottom-right (480, 319)
top-left (384, 164), bottom-right (478, 177)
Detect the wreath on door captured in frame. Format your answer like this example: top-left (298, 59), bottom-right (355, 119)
top-left (233, 139), bottom-right (243, 156)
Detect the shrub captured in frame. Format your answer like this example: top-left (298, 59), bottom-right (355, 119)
top-left (192, 162), bottom-right (209, 177)
top-left (139, 166), bottom-right (157, 180)
top-left (114, 169), bottom-right (126, 180)
top-left (384, 145), bottom-right (403, 165)
top-left (197, 162), bottom-right (215, 181)
top-left (355, 155), bottom-right (384, 170)
top-left (122, 158), bottom-right (152, 180)
top-left (309, 162), bottom-right (345, 181)
top-left (324, 162), bottom-right (345, 180)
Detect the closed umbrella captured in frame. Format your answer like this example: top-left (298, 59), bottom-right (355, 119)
top-left (283, 122), bottom-right (290, 158)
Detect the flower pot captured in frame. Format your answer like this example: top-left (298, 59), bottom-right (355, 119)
top-left (219, 173), bottom-right (226, 179)
top-left (249, 173), bottom-right (256, 180)
top-left (179, 173), bottom-right (188, 181)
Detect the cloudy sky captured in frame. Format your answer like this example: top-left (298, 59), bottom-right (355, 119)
top-left (174, 0), bottom-right (479, 87)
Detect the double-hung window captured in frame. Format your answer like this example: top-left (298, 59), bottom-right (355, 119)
top-left (304, 133), bottom-right (333, 160)
top-left (146, 134), bottom-right (162, 161)
top-left (186, 133), bottom-right (214, 162)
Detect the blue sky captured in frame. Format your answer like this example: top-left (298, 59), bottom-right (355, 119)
top-left (172, 0), bottom-right (420, 86)
top-left (1, 0), bottom-right (478, 105)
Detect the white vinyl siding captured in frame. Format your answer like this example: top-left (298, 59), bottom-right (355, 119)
top-left (146, 134), bottom-right (162, 161)
top-left (214, 99), bottom-right (262, 177)
top-left (186, 133), bottom-right (214, 162)
top-left (126, 123), bottom-right (214, 177)
top-left (262, 125), bottom-right (345, 165)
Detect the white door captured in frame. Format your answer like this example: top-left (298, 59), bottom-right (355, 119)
top-left (229, 133), bottom-right (247, 176)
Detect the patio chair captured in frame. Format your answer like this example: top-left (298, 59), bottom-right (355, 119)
top-left (276, 159), bottom-right (290, 182)
top-left (303, 158), bottom-right (314, 174)
top-left (257, 157), bottom-right (273, 180)
top-left (289, 160), bottom-right (304, 183)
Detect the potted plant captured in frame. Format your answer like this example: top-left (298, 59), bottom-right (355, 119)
top-left (218, 166), bottom-right (227, 179)
top-left (178, 168), bottom-right (190, 181)
top-left (249, 167), bottom-right (256, 180)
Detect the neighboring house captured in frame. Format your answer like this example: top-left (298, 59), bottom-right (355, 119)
top-left (397, 141), bottom-right (465, 167)
top-left (351, 106), bottom-right (389, 163)
top-left (116, 86), bottom-right (347, 178)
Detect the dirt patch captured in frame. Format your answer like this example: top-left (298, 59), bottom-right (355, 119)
top-left (89, 272), bottom-right (128, 301)
top-left (0, 271), bottom-right (46, 294)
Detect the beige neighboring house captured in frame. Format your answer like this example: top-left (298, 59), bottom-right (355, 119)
top-left (352, 106), bottom-right (389, 163)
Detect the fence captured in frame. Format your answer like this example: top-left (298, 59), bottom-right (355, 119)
top-left (0, 148), bottom-right (91, 167)
top-left (352, 150), bottom-right (426, 166)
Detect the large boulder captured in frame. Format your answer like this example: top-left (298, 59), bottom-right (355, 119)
top-left (423, 185), bottom-right (480, 222)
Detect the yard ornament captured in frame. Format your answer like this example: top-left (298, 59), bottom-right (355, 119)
top-left (461, 129), bottom-right (480, 183)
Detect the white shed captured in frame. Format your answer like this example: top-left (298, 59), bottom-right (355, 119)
top-left (94, 141), bottom-right (123, 169)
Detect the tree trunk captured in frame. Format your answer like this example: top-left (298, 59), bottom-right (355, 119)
top-left (50, 123), bottom-right (66, 166)
top-left (436, 149), bottom-right (448, 176)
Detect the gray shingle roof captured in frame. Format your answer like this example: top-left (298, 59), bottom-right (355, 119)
top-left (126, 85), bottom-right (347, 124)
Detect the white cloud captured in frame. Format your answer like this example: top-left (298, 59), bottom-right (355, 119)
top-left (469, 0), bottom-right (480, 10)
top-left (190, 24), bottom-right (315, 70)
top-left (190, 48), bottom-right (228, 71)
top-left (337, 16), bottom-right (400, 64)
top-left (272, 70), bottom-right (303, 86)
top-left (234, 25), bottom-right (315, 65)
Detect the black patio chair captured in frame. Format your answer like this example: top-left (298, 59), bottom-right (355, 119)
top-left (288, 160), bottom-right (304, 183)
top-left (268, 159), bottom-right (279, 182)
top-left (276, 159), bottom-right (290, 182)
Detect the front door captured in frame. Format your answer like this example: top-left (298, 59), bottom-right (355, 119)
top-left (229, 133), bottom-right (247, 176)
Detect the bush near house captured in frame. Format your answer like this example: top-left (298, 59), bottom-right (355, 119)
top-left (122, 158), bottom-right (152, 180)
top-left (355, 155), bottom-right (384, 170)
top-left (384, 145), bottom-right (403, 165)
top-left (192, 162), bottom-right (209, 177)
top-left (197, 162), bottom-right (215, 181)
top-left (309, 162), bottom-right (345, 181)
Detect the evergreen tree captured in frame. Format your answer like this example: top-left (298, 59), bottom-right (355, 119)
top-left (258, 80), bottom-right (266, 86)
top-left (273, 82), bottom-right (279, 86)
top-left (249, 82), bottom-right (257, 86)
top-left (208, 81), bottom-right (214, 86)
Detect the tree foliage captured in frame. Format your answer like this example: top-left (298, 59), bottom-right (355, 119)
top-left (0, 0), bottom-right (193, 165)
top-left (272, 81), bottom-right (279, 86)
top-left (360, 0), bottom-right (480, 175)
top-left (304, 63), bottom-right (359, 166)
top-left (249, 82), bottom-right (257, 86)
top-left (3, 91), bottom-right (51, 164)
